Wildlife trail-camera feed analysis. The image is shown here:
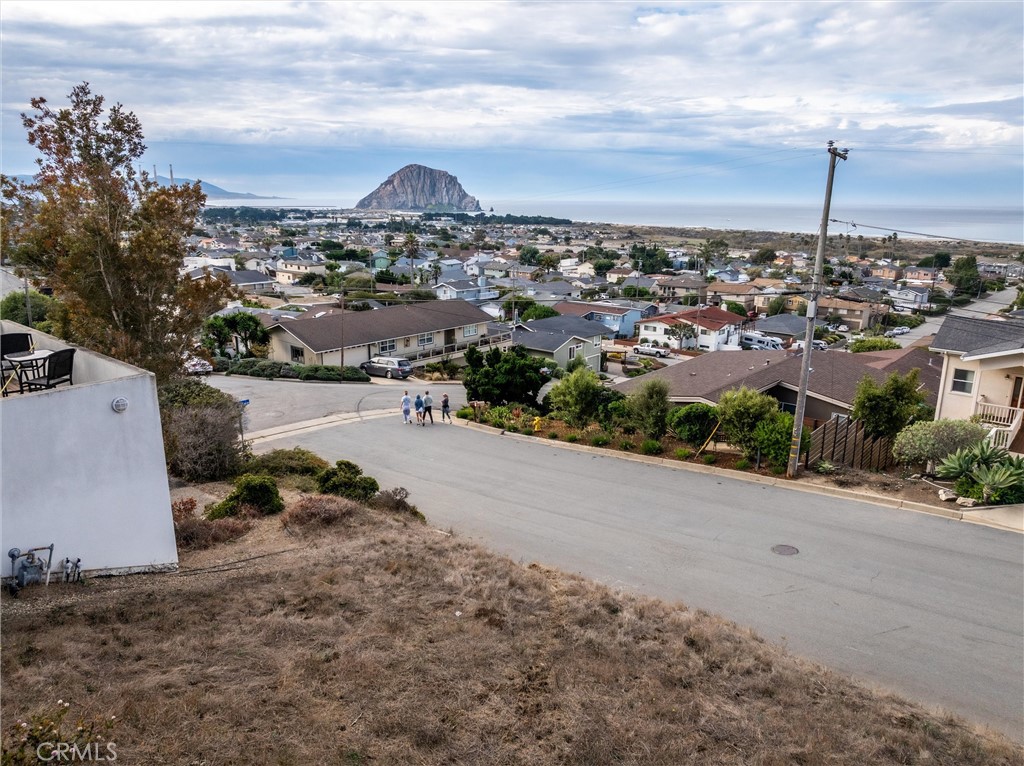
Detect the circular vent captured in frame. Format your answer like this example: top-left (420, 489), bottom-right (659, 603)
top-left (111, 396), bottom-right (129, 413)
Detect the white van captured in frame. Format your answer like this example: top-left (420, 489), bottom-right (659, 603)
top-left (792, 339), bottom-right (828, 351)
top-left (741, 332), bottom-right (784, 351)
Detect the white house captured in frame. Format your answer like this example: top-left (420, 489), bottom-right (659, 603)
top-left (1, 322), bottom-right (178, 578)
top-left (638, 307), bottom-right (743, 352)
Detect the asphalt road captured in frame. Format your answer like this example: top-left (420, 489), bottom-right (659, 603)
top-left (215, 377), bottom-right (1024, 741)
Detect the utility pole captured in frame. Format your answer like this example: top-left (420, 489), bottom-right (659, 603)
top-left (786, 141), bottom-right (849, 478)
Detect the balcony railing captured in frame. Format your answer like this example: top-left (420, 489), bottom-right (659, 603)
top-left (405, 331), bottom-right (514, 366)
top-left (974, 402), bottom-right (1023, 451)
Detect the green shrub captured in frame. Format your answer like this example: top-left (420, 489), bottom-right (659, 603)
top-left (667, 403), bottom-right (719, 447)
top-left (815, 460), bottom-right (837, 475)
top-left (702, 453), bottom-right (717, 465)
top-left (735, 458), bottom-right (751, 470)
top-left (625, 379), bottom-right (671, 439)
top-left (675, 447), bottom-right (693, 460)
top-left (716, 387), bottom-right (781, 458)
top-left (640, 439), bottom-right (663, 455)
top-left (316, 460), bottom-right (380, 502)
top-left (455, 406), bottom-right (474, 419)
top-left (591, 434), bottom-right (611, 447)
top-left (244, 448), bottom-right (329, 477)
top-left (752, 411), bottom-right (806, 468)
top-left (208, 474), bottom-right (284, 519)
top-left (564, 433), bottom-right (579, 443)
top-left (619, 440), bottom-right (634, 451)
top-left (548, 432), bottom-right (559, 439)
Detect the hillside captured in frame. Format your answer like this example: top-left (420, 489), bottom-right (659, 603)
top-left (356, 164), bottom-right (482, 211)
top-left (1, 483), bottom-right (1019, 765)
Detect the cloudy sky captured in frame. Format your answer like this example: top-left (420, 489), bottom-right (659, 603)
top-left (1, 1), bottom-right (1021, 213)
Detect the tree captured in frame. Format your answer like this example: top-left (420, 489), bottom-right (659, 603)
top-left (0, 288), bottom-right (57, 329)
top-left (2, 83), bottom-right (234, 381)
top-left (697, 238), bottom-right (729, 269)
top-left (223, 312), bottom-right (270, 356)
top-left (548, 366), bottom-right (606, 427)
top-left (502, 294), bottom-right (533, 321)
top-left (520, 304), bottom-right (559, 322)
top-left (629, 243), bottom-right (670, 273)
top-left (201, 315), bottom-right (233, 357)
top-left (716, 387), bottom-right (781, 458)
top-left (723, 301), bottom-right (747, 317)
top-left (752, 248), bottom-right (777, 265)
top-left (403, 233), bottom-right (419, 284)
top-left (462, 345), bottom-right (547, 406)
top-left (947, 255), bottom-right (982, 296)
top-left (518, 244), bottom-right (541, 265)
top-left (667, 403), bottom-right (718, 446)
top-left (625, 379), bottom-right (671, 439)
top-left (664, 322), bottom-right (696, 350)
top-left (766, 296), bottom-right (787, 316)
top-left (851, 370), bottom-right (927, 439)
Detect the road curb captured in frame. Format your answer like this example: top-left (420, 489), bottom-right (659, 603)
top-left (456, 419), bottom-right (1018, 532)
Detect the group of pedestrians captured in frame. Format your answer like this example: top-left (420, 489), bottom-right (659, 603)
top-left (400, 390), bottom-right (452, 426)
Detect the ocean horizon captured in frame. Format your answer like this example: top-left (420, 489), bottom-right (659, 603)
top-left (205, 198), bottom-right (1023, 245)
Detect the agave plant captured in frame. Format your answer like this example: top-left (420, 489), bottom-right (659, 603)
top-left (971, 464), bottom-right (1022, 504)
top-left (935, 447), bottom-right (977, 480)
top-left (970, 441), bottom-right (1009, 469)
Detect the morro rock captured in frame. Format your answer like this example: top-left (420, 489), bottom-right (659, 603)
top-left (355, 164), bottom-right (481, 212)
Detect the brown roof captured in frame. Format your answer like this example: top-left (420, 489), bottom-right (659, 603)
top-left (614, 347), bottom-right (940, 407)
top-left (647, 307), bottom-right (744, 332)
top-left (269, 299), bottom-right (492, 353)
top-left (706, 283), bottom-right (762, 295)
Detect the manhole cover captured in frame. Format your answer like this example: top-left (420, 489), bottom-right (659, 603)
top-left (771, 544), bottom-right (799, 556)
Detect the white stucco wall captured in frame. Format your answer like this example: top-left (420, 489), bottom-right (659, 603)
top-left (1, 334), bottom-right (177, 577)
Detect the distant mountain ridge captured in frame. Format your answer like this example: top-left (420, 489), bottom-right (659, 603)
top-left (356, 164), bottom-right (481, 212)
top-left (9, 173), bottom-right (280, 200)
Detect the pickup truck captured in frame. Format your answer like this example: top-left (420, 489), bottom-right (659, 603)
top-left (632, 345), bottom-right (668, 358)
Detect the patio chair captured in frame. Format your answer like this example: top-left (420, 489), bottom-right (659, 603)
top-left (1, 333), bottom-right (33, 396)
top-left (23, 348), bottom-right (75, 392)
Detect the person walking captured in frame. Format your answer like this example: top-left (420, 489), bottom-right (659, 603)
top-left (422, 390), bottom-right (434, 425)
top-left (400, 390), bottom-right (412, 424)
top-left (414, 393), bottom-right (424, 426)
top-left (440, 392), bottom-right (452, 423)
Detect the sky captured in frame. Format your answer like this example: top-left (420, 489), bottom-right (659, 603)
top-left (1, 1), bottom-right (1022, 215)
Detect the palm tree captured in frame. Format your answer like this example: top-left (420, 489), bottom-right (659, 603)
top-left (403, 233), bottom-right (419, 285)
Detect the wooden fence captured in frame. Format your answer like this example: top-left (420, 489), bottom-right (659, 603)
top-left (804, 419), bottom-right (896, 472)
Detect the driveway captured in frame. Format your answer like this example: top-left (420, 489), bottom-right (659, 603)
top-left (219, 375), bottom-right (1024, 741)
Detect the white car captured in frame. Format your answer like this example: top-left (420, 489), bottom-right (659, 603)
top-left (632, 345), bottom-right (668, 358)
top-left (184, 355), bottom-right (213, 376)
top-left (837, 324), bottom-right (849, 332)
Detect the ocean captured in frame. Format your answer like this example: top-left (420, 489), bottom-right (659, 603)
top-left (205, 198), bottom-right (1023, 245)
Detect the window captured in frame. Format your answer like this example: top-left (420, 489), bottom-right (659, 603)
top-left (290, 346), bottom-right (305, 363)
top-left (463, 325), bottom-right (478, 338)
top-left (951, 368), bottom-right (975, 394)
top-left (418, 332), bottom-right (434, 347)
top-left (379, 339), bottom-right (396, 354)
top-left (568, 343), bottom-right (583, 360)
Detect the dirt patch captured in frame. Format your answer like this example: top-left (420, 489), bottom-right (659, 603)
top-left (2, 502), bottom-right (1019, 765)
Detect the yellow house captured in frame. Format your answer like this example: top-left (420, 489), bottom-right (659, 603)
top-left (930, 315), bottom-right (1024, 453)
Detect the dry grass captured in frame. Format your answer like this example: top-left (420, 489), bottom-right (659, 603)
top-left (2, 495), bottom-right (1021, 765)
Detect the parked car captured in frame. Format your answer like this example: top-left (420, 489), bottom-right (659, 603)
top-left (183, 355), bottom-right (213, 376)
top-left (632, 345), bottom-right (668, 358)
top-left (885, 326), bottom-right (911, 337)
top-left (837, 324), bottom-right (849, 332)
top-left (359, 356), bottom-right (413, 379)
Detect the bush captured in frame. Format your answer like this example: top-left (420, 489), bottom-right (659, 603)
top-left (548, 432), bottom-right (559, 439)
top-left (892, 419), bottom-right (987, 468)
top-left (316, 459), bottom-right (380, 502)
top-left (625, 379), bottom-right (671, 439)
top-left (640, 439), bottom-right (663, 455)
top-left (281, 495), bottom-right (362, 529)
top-left (815, 460), bottom-right (837, 475)
top-left (455, 406), bottom-right (474, 420)
top-left (207, 474), bottom-right (284, 519)
top-left (667, 403), bottom-right (719, 447)
top-left (564, 433), bottom-right (579, 443)
top-left (244, 448), bottom-right (329, 477)
top-left (548, 367), bottom-right (606, 428)
top-left (159, 379), bottom-right (245, 482)
top-left (619, 440), bottom-right (634, 451)
top-left (702, 453), bottom-right (717, 464)
top-left (752, 411), bottom-right (805, 468)
top-left (371, 487), bottom-right (425, 521)
top-left (735, 458), bottom-right (751, 470)
top-left (173, 497), bottom-right (252, 550)
top-left (716, 387), bottom-right (781, 458)
top-left (674, 447), bottom-right (693, 460)
top-left (591, 434), bottom-right (611, 447)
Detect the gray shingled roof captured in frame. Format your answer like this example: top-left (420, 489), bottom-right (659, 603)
top-left (614, 347), bottom-right (940, 407)
top-left (512, 328), bottom-right (583, 353)
top-left (930, 315), bottom-right (1024, 359)
top-left (518, 316), bottom-right (611, 338)
top-left (268, 299), bottom-right (492, 352)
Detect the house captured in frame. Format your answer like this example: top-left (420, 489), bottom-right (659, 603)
top-left (705, 282), bottom-right (763, 313)
top-left (638, 307), bottom-right (744, 352)
top-left (654, 276), bottom-right (708, 303)
top-left (271, 258), bottom-right (327, 285)
top-left (929, 315), bottom-right (1024, 452)
top-left (816, 296), bottom-right (886, 330)
top-left (887, 285), bottom-right (930, 312)
top-left (904, 266), bottom-right (942, 286)
top-left (266, 299), bottom-right (511, 368)
top-left (511, 316), bottom-right (608, 373)
top-left (870, 263), bottom-right (904, 281)
top-left (753, 313), bottom-right (827, 342)
top-left (552, 301), bottom-right (643, 338)
top-left (433, 276), bottom-right (500, 302)
top-left (614, 344), bottom-right (940, 430)
top-left (1, 321), bottom-right (178, 577)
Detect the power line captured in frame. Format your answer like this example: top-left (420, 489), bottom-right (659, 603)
top-left (828, 218), bottom-right (1021, 245)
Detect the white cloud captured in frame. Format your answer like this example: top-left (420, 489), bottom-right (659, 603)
top-left (1, 1), bottom-right (1020, 205)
